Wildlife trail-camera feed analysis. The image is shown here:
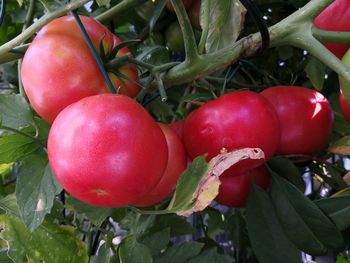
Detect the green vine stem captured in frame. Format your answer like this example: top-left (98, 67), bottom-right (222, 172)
top-left (170, 0), bottom-right (200, 63)
top-left (95, 0), bottom-right (147, 22)
top-left (312, 27), bottom-right (350, 44)
top-left (18, 0), bottom-right (36, 97)
top-left (0, 0), bottom-right (90, 57)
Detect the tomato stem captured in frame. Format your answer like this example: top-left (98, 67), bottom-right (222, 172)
top-left (312, 27), bottom-right (350, 44)
top-left (72, 10), bottom-right (116, 94)
top-left (95, 0), bottom-right (148, 22)
top-left (171, 0), bottom-right (200, 63)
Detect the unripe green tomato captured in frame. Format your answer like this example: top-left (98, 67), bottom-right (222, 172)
top-left (165, 22), bottom-right (185, 52)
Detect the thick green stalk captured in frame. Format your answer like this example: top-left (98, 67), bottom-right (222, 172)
top-left (171, 0), bottom-right (199, 63)
top-left (312, 27), bottom-right (350, 44)
top-left (0, 0), bottom-right (89, 57)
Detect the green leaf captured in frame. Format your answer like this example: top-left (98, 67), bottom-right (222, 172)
top-left (271, 174), bottom-right (344, 251)
top-left (329, 135), bottom-right (350, 155)
top-left (154, 242), bottom-right (204, 263)
top-left (316, 196), bottom-right (350, 231)
top-left (226, 210), bottom-right (247, 250)
top-left (246, 183), bottom-right (301, 263)
top-left (140, 228), bottom-right (170, 256)
top-left (66, 196), bottom-right (111, 226)
top-left (268, 157), bottom-right (305, 192)
top-left (204, 0), bottom-right (246, 53)
top-left (90, 243), bottom-right (115, 263)
top-left (16, 155), bottom-right (62, 231)
top-left (205, 208), bottom-right (225, 238)
top-left (0, 132), bottom-right (40, 164)
top-left (0, 94), bottom-right (34, 130)
top-left (270, 174), bottom-right (327, 255)
top-left (96, 0), bottom-right (110, 7)
top-left (0, 195), bottom-right (88, 262)
top-left (187, 248), bottom-right (233, 263)
top-left (118, 236), bottom-right (153, 263)
top-left (305, 56), bottom-right (326, 91)
top-left (151, 214), bottom-right (195, 237)
top-left (168, 156), bottom-right (208, 212)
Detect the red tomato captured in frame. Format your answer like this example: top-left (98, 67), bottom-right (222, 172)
top-left (183, 90), bottom-right (281, 174)
top-left (169, 120), bottom-right (184, 139)
top-left (48, 94), bottom-right (168, 207)
top-left (166, 0), bottom-right (193, 12)
top-left (339, 91), bottom-right (350, 123)
top-left (215, 165), bottom-right (271, 208)
top-left (261, 86), bottom-right (333, 155)
top-left (133, 123), bottom-right (187, 207)
top-left (21, 15), bottom-right (139, 124)
top-left (314, 0), bottom-right (350, 59)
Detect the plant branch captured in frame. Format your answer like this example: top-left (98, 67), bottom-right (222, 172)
top-left (95, 0), bottom-right (148, 22)
top-left (171, 0), bottom-right (199, 63)
top-left (0, 0), bottom-right (90, 57)
top-left (312, 27), bottom-right (350, 44)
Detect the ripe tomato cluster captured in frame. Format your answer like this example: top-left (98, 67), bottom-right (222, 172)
top-left (21, 15), bottom-right (188, 208)
top-left (181, 87), bottom-right (333, 208)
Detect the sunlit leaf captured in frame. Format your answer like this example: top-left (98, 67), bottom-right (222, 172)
top-left (16, 155), bottom-right (62, 231)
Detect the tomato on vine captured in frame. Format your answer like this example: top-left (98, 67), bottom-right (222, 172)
top-left (183, 90), bottom-right (281, 174)
top-left (48, 94), bottom-right (168, 207)
top-left (21, 15), bottom-right (140, 124)
top-left (261, 86), bottom-right (333, 155)
top-left (216, 165), bottom-right (271, 208)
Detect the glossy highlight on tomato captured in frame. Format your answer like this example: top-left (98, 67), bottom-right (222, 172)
top-left (261, 86), bottom-right (334, 155)
top-left (215, 165), bottom-right (271, 208)
top-left (48, 94), bottom-right (168, 207)
top-left (21, 15), bottom-right (139, 124)
top-left (183, 90), bottom-right (281, 174)
top-left (134, 123), bottom-right (187, 207)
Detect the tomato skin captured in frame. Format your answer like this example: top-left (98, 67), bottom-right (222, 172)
top-left (169, 120), bottom-right (184, 139)
top-left (21, 15), bottom-right (139, 124)
top-left (133, 124), bottom-right (187, 207)
top-left (215, 165), bottom-right (270, 208)
top-left (48, 94), bottom-right (168, 207)
top-left (314, 0), bottom-right (350, 59)
top-left (261, 86), bottom-right (333, 155)
top-left (339, 92), bottom-right (350, 123)
top-left (183, 90), bottom-right (281, 174)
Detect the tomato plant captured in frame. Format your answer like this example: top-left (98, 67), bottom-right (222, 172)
top-left (21, 15), bottom-right (139, 124)
top-left (261, 86), bottom-right (334, 155)
top-left (48, 94), bottom-right (168, 207)
top-left (183, 90), bottom-right (281, 174)
top-left (215, 165), bottom-right (271, 208)
top-left (1, 0), bottom-right (350, 262)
